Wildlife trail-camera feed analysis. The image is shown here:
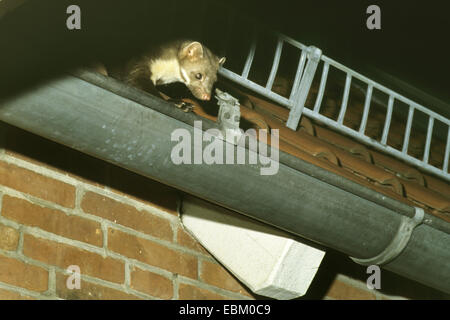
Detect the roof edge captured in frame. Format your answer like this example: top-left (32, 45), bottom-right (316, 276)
top-left (0, 71), bottom-right (448, 293)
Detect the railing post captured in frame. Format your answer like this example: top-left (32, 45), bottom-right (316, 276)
top-left (286, 46), bottom-right (322, 131)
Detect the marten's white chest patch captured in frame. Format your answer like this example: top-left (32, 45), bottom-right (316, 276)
top-left (149, 59), bottom-right (183, 85)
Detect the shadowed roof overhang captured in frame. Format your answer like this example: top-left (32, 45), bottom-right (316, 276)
top-left (0, 70), bottom-right (449, 294)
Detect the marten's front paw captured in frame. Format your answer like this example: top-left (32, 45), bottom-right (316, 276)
top-left (169, 99), bottom-right (194, 113)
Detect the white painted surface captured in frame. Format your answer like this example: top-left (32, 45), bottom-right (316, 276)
top-left (181, 196), bottom-right (326, 300)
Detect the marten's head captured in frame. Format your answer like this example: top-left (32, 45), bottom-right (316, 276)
top-left (177, 41), bottom-right (226, 101)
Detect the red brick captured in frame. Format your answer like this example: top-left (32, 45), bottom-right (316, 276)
top-left (0, 288), bottom-right (34, 300)
top-left (200, 260), bottom-right (253, 297)
top-left (4, 150), bottom-right (73, 182)
top-left (0, 161), bottom-right (75, 208)
top-left (2, 195), bottom-right (102, 247)
top-left (325, 279), bottom-right (376, 300)
top-left (176, 227), bottom-right (209, 255)
top-left (81, 191), bottom-right (172, 241)
top-left (0, 254), bottom-right (48, 292)
top-left (0, 223), bottom-right (19, 251)
top-left (108, 228), bottom-right (197, 279)
top-left (178, 283), bottom-right (228, 300)
top-left (23, 234), bottom-right (124, 284)
top-left (55, 273), bottom-right (140, 300)
top-left (130, 266), bottom-right (173, 299)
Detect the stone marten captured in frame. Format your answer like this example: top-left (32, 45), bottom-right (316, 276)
top-left (107, 40), bottom-right (226, 109)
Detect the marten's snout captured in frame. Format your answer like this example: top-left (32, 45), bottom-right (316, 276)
top-left (189, 87), bottom-right (212, 101)
top-left (200, 93), bottom-right (211, 100)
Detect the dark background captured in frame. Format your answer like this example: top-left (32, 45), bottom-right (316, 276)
top-left (0, 0), bottom-right (449, 113)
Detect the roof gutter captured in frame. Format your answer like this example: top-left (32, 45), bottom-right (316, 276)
top-left (0, 71), bottom-right (449, 294)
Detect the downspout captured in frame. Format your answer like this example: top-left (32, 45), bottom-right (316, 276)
top-left (0, 71), bottom-right (449, 294)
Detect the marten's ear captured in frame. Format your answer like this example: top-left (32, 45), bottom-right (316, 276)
top-left (180, 41), bottom-right (204, 60)
top-left (218, 57), bottom-right (226, 66)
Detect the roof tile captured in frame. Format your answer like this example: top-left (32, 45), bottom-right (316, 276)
top-left (186, 81), bottom-right (449, 223)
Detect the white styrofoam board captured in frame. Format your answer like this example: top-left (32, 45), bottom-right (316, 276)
top-left (181, 196), bottom-right (326, 299)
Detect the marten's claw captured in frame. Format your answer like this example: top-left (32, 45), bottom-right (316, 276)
top-left (170, 100), bottom-right (194, 113)
top-left (180, 103), bottom-right (193, 113)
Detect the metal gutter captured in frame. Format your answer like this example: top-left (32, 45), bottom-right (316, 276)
top-left (0, 71), bottom-right (448, 294)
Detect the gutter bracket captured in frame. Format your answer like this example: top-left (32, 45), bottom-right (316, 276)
top-left (215, 88), bottom-right (242, 145)
top-left (350, 207), bottom-right (425, 266)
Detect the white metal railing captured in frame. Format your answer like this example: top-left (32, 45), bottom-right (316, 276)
top-left (218, 30), bottom-right (450, 182)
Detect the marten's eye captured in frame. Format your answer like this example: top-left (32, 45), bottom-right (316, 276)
top-left (195, 73), bottom-right (203, 80)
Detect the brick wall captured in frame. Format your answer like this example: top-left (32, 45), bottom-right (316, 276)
top-left (0, 122), bottom-right (448, 300)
